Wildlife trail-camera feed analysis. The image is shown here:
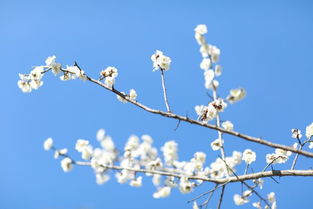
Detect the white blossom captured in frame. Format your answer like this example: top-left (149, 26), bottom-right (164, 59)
top-left (81, 145), bottom-right (93, 160)
top-left (211, 98), bottom-right (227, 112)
top-left (129, 89), bottom-right (137, 100)
top-left (233, 194), bottom-right (249, 205)
top-left (211, 80), bottom-right (219, 89)
top-left (222, 121), bottom-right (234, 131)
top-left (125, 135), bottom-right (140, 151)
top-left (195, 33), bottom-right (205, 45)
top-left (194, 152), bottom-right (206, 163)
top-left (100, 136), bottom-right (115, 151)
top-left (253, 178), bottom-right (264, 189)
top-left (30, 66), bottom-right (44, 81)
top-left (129, 176), bottom-right (142, 187)
top-left (204, 69), bottom-right (215, 89)
top-left (267, 192), bottom-right (276, 203)
top-left (96, 129), bottom-right (106, 141)
top-left (161, 140), bottom-right (178, 165)
top-left (266, 148), bottom-right (291, 164)
top-left (152, 174), bottom-right (161, 186)
top-left (214, 65), bottom-right (222, 76)
top-left (195, 103), bottom-right (217, 122)
top-left (211, 138), bottom-right (223, 151)
top-left (61, 157), bottom-right (73, 172)
top-left (252, 202), bottom-right (262, 209)
top-left (227, 88), bottom-right (246, 103)
top-left (75, 139), bottom-right (89, 152)
top-left (151, 50), bottom-right (171, 71)
top-left (64, 65), bottom-right (86, 80)
top-left (29, 79), bottom-right (43, 90)
top-left (291, 129), bottom-right (302, 139)
top-left (306, 122), bottom-right (313, 139)
top-left (43, 137), bottom-right (53, 151)
top-left (18, 67), bottom-right (45, 92)
top-left (242, 149), bottom-right (256, 164)
top-left (54, 148), bottom-right (68, 159)
top-left (100, 66), bottom-right (118, 88)
top-left (45, 55), bottom-right (61, 75)
top-left (60, 72), bottom-right (72, 81)
top-left (195, 24), bottom-right (207, 35)
top-left (153, 186), bottom-right (171, 198)
top-left (179, 177), bottom-right (194, 194)
top-left (17, 79), bottom-right (32, 93)
top-left (200, 58), bottom-right (211, 70)
top-left (96, 173), bottom-right (110, 185)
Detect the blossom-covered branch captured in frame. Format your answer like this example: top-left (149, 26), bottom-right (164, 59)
top-left (20, 24), bottom-right (313, 209)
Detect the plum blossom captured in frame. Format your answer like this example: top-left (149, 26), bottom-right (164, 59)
top-left (151, 50), bottom-right (171, 71)
top-left (195, 103), bottom-right (217, 122)
top-left (43, 137), bottom-right (53, 151)
top-left (129, 89), bottom-right (137, 100)
top-left (54, 148), bottom-right (68, 159)
top-left (227, 88), bottom-right (246, 103)
top-left (266, 148), bottom-right (292, 164)
top-left (214, 65), bottom-right (222, 76)
top-left (179, 177), bottom-right (195, 194)
top-left (200, 58), bottom-right (211, 70)
top-left (233, 194), bottom-right (249, 205)
top-left (222, 121), bottom-right (234, 131)
top-left (129, 176), bottom-right (143, 187)
top-left (291, 129), bottom-right (302, 139)
top-left (153, 186), bottom-right (171, 198)
top-left (211, 98), bottom-right (227, 112)
top-left (100, 66), bottom-right (118, 88)
top-left (211, 138), bottom-right (223, 151)
top-left (61, 157), bottom-right (73, 172)
top-left (96, 173), bottom-right (110, 185)
top-left (306, 122), bottom-right (313, 139)
top-left (45, 56), bottom-right (61, 75)
top-left (161, 140), bottom-right (178, 165)
top-left (194, 24), bottom-right (208, 35)
top-left (242, 149), bottom-right (256, 164)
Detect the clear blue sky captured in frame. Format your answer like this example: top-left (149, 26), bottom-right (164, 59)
top-left (1, 0), bottom-right (313, 208)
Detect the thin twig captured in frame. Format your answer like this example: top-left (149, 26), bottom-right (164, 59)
top-left (219, 157), bottom-right (272, 208)
top-left (217, 185), bottom-right (226, 209)
top-left (188, 182), bottom-right (230, 203)
top-left (174, 119), bottom-right (181, 131)
top-left (160, 69), bottom-right (171, 112)
top-left (201, 185), bottom-right (217, 208)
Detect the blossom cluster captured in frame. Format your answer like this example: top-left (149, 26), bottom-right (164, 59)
top-left (151, 50), bottom-right (171, 71)
top-left (17, 56), bottom-right (87, 93)
top-left (42, 129), bottom-right (256, 198)
top-left (19, 24), bottom-right (313, 209)
top-left (193, 24), bottom-right (246, 127)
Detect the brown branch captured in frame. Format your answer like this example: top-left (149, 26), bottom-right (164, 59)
top-left (81, 75), bottom-right (313, 159)
top-left (75, 161), bottom-right (313, 184)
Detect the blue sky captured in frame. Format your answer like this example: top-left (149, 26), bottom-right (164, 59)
top-left (1, 0), bottom-right (313, 208)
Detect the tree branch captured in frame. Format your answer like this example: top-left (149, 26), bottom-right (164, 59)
top-left (80, 75), bottom-right (313, 158)
top-left (75, 161), bottom-right (313, 184)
